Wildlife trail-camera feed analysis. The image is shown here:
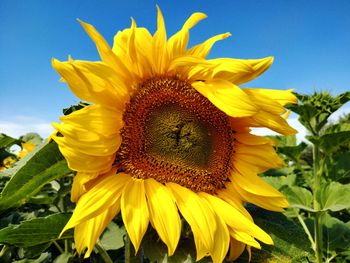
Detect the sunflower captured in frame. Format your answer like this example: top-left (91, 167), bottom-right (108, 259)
top-left (52, 7), bottom-right (297, 262)
top-left (18, 142), bottom-right (36, 159)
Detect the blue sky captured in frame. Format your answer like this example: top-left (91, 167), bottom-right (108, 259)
top-left (0, 0), bottom-right (349, 138)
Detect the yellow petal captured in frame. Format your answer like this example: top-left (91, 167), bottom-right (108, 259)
top-left (188, 32), bottom-right (231, 58)
top-left (234, 132), bottom-right (275, 146)
top-left (121, 178), bottom-right (149, 253)
top-left (251, 111), bottom-right (297, 135)
top-left (229, 228), bottom-right (261, 249)
top-left (152, 5), bottom-right (169, 74)
top-left (192, 79), bottom-right (258, 117)
top-left (75, 201), bottom-right (120, 257)
top-left (52, 105), bottom-right (122, 157)
top-left (233, 183), bottom-right (288, 212)
top-left (200, 197), bottom-right (230, 263)
top-left (78, 20), bottom-right (130, 80)
top-left (168, 12), bottom-right (207, 58)
top-left (209, 56), bottom-right (274, 85)
top-left (144, 179), bottom-right (181, 256)
top-left (167, 183), bottom-right (216, 260)
top-left (61, 173), bottom-right (131, 235)
top-left (51, 138), bottom-right (115, 173)
top-left (228, 237), bottom-right (246, 261)
top-left (230, 170), bottom-right (284, 198)
top-left (201, 193), bottom-right (273, 245)
top-left (217, 188), bottom-right (252, 219)
top-left (243, 88), bottom-right (297, 106)
top-left (59, 104), bottom-right (123, 137)
top-left (71, 171), bottom-right (99, 202)
top-left (243, 88), bottom-right (287, 115)
top-left (52, 59), bottom-right (129, 109)
top-left (112, 19), bottom-right (153, 79)
top-left (235, 142), bottom-right (284, 170)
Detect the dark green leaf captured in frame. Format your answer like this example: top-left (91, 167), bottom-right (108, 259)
top-left (319, 182), bottom-right (350, 212)
top-left (12, 252), bottom-right (51, 263)
top-left (281, 186), bottom-right (314, 212)
top-left (236, 207), bottom-right (313, 262)
top-left (142, 229), bottom-right (210, 263)
top-left (0, 141), bottom-right (72, 211)
top-left (325, 152), bottom-right (350, 182)
top-left (23, 242), bottom-right (52, 258)
top-left (0, 133), bottom-right (20, 149)
top-left (307, 131), bottom-right (350, 153)
top-left (0, 213), bottom-right (72, 247)
top-left (322, 214), bottom-right (350, 251)
top-left (63, 102), bottom-right (89, 116)
top-left (278, 142), bottom-right (308, 162)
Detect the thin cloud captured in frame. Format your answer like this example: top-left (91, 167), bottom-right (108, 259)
top-left (0, 116), bottom-right (53, 139)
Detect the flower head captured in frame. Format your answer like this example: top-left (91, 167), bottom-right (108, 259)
top-left (52, 7), bottom-right (297, 262)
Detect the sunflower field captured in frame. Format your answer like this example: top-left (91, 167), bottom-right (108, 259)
top-left (0, 90), bottom-right (349, 263)
top-left (1, 7), bottom-right (350, 262)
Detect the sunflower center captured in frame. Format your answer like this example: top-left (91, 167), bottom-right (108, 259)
top-left (116, 77), bottom-right (235, 193)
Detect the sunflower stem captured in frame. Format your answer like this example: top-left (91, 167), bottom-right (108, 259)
top-left (125, 233), bottom-right (132, 263)
top-left (53, 241), bottom-right (64, 254)
top-left (95, 242), bottom-right (113, 263)
top-left (313, 143), bottom-right (323, 263)
top-left (294, 209), bottom-right (315, 248)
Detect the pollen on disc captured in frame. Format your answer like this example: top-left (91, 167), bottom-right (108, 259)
top-left (116, 77), bottom-right (235, 194)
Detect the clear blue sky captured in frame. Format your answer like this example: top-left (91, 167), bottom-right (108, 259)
top-left (0, 0), bottom-right (349, 137)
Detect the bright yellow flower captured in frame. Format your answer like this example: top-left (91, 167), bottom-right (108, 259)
top-left (18, 142), bottom-right (35, 159)
top-left (52, 7), bottom-right (297, 262)
top-left (2, 156), bottom-right (17, 169)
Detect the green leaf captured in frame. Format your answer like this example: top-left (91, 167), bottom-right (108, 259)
top-left (307, 131), bottom-right (350, 153)
top-left (63, 102), bottom-right (89, 116)
top-left (321, 213), bottom-right (350, 251)
top-left (142, 228), bottom-right (211, 263)
top-left (53, 253), bottom-right (74, 263)
top-left (262, 173), bottom-right (296, 190)
top-left (325, 152), bottom-right (350, 182)
top-left (278, 142), bottom-right (308, 162)
top-left (0, 133), bottom-right (20, 148)
top-left (319, 182), bottom-right (350, 212)
top-left (0, 141), bottom-right (72, 212)
top-left (0, 213), bottom-right (72, 247)
top-left (281, 186), bottom-right (314, 212)
top-left (23, 242), bottom-right (52, 258)
top-left (99, 221), bottom-right (126, 251)
top-left (269, 135), bottom-right (297, 147)
top-left (236, 207), bottom-right (313, 262)
top-left (13, 252), bottom-right (51, 263)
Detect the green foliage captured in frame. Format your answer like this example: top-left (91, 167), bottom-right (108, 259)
top-left (0, 141), bottom-right (72, 212)
top-left (0, 213), bottom-right (72, 247)
top-left (288, 91), bottom-right (350, 135)
top-left (281, 186), bottom-right (314, 212)
top-left (0, 134), bottom-right (21, 149)
top-left (318, 182), bottom-right (350, 212)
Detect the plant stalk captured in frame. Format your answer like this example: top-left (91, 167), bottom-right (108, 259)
top-left (95, 242), bottom-right (113, 263)
top-left (313, 143), bottom-right (323, 263)
top-left (125, 233), bottom-right (131, 263)
top-left (294, 209), bottom-right (315, 248)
